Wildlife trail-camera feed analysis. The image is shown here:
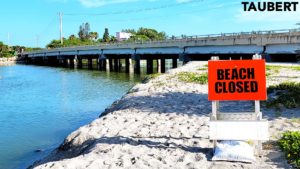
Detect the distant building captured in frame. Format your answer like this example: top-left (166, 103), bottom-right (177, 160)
top-left (116, 32), bottom-right (132, 41)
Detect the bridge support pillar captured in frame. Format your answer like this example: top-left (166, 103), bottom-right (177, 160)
top-left (64, 59), bottom-right (68, 67)
top-left (135, 60), bottom-right (140, 74)
top-left (60, 59), bottom-right (68, 67)
top-left (43, 57), bottom-right (48, 66)
top-left (147, 58), bottom-right (153, 74)
top-left (161, 58), bottom-right (166, 73)
top-left (52, 58), bottom-right (59, 67)
top-left (77, 58), bottom-right (82, 69)
top-left (132, 54), bottom-right (140, 74)
top-left (98, 59), bottom-right (103, 71)
top-left (296, 54), bottom-right (300, 63)
top-left (179, 54), bottom-right (190, 65)
top-left (102, 59), bottom-right (107, 71)
top-left (98, 54), bottom-right (106, 71)
top-left (125, 58), bottom-right (130, 73)
top-left (109, 58), bottom-right (113, 71)
top-left (119, 59), bottom-right (122, 70)
top-left (99, 59), bottom-right (106, 71)
top-left (114, 59), bottom-right (119, 72)
top-left (172, 58), bottom-right (178, 68)
top-left (88, 58), bottom-right (93, 70)
top-left (69, 58), bottom-right (75, 68)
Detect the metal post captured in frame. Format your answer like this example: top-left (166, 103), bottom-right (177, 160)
top-left (253, 53), bottom-right (263, 156)
top-left (210, 56), bottom-right (219, 150)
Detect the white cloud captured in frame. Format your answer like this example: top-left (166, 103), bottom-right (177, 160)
top-left (47, 0), bottom-right (69, 3)
top-left (78, 0), bottom-right (192, 7)
top-left (78, 0), bottom-right (139, 7)
top-left (176, 0), bottom-right (192, 3)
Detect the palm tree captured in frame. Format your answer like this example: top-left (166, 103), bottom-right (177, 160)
top-left (89, 32), bottom-right (98, 41)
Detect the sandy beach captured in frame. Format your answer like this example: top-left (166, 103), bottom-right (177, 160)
top-left (31, 61), bottom-right (300, 169)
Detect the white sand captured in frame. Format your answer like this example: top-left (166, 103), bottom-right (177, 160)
top-left (31, 61), bottom-right (300, 169)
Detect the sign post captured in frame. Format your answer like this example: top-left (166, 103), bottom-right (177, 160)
top-left (208, 55), bottom-right (268, 156)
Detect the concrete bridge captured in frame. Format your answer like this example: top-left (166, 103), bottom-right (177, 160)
top-left (20, 29), bottom-right (300, 74)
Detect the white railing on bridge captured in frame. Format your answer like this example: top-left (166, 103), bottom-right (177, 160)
top-left (22, 28), bottom-right (300, 55)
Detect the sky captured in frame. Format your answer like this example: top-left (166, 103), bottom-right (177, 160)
top-left (0, 0), bottom-right (299, 47)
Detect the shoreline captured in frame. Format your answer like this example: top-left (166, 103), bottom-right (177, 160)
top-left (31, 61), bottom-right (300, 169)
top-left (0, 57), bottom-right (17, 66)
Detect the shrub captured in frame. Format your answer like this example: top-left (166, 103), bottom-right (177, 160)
top-left (278, 131), bottom-right (300, 168)
top-left (266, 82), bottom-right (300, 109)
top-left (178, 72), bottom-right (208, 84)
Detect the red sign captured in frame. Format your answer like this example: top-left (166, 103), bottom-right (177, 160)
top-left (208, 60), bottom-right (267, 101)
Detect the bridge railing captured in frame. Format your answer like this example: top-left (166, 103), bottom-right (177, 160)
top-left (23, 28), bottom-right (300, 54)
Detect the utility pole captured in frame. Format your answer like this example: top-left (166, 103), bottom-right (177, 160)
top-left (59, 12), bottom-right (63, 44)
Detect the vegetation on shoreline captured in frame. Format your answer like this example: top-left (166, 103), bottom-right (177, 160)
top-left (178, 72), bottom-right (208, 84)
top-left (142, 73), bottom-right (161, 84)
top-left (47, 23), bottom-right (167, 49)
top-left (0, 42), bottom-right (41, 58)
top-left (278, 131), bottom-right (300, 168)
top-left (265, 82), bottom-right (300, 109)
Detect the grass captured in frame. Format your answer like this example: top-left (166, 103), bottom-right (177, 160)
top-left (178, 72), bottom-right (208, 84)
top-left (291, 66), bottom-right (300, 71)
top-left (198, 67), bottom-right (207, 71)
top-left (266, 65), bottom-right (300, 72)
top-left (142, 73), bottom-right (161, 84)
top-left (265, 82), bottom-right (300, 109)
top-left (266, 65), bottom-right (281, 74)
top-left (266, 72), bottom-right (272, 77)
top-left (290, 118), bottom-right (300, 123)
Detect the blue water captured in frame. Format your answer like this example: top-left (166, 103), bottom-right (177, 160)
top-left (0, 65), bottom-right (142, 169)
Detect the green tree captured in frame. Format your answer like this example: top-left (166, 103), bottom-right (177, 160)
top-left (124, 27), bottom-right (167, 42)
top-left (102, 28), bottom-right (110, 42)
top-left (0, 41), bottom-right (15, 58)
top-left (122, 29), bottom-right (136, 34)
top-left (110, 35), bottom-right (117, 42)
top-left (69, 34), bottom-right (76, 40)
top-left (89, 32), bottom-right (98, 41)
top-left (136, 27), bottom-right (166, 40)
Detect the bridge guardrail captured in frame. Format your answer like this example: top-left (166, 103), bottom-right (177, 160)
top-left (22, 28), bottom-right (300, 55)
